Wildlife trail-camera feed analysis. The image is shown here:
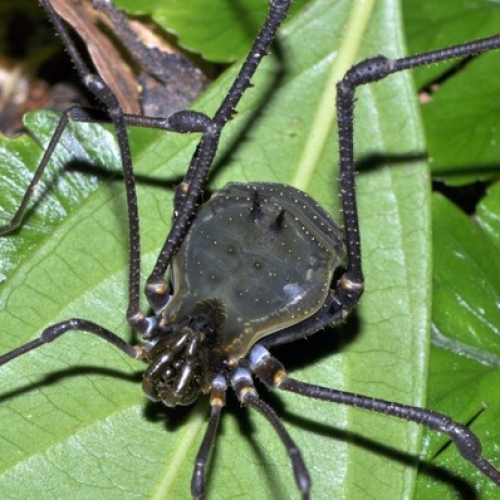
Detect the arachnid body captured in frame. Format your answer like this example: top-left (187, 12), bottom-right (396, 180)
top-left (1, 0), bottom-right (500, 499)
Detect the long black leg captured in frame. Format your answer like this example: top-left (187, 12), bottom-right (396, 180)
top-left (0, 2), bottom-right (214, 336)
top-left (37, 0), bottom-right (146, 333)
top-left (264, 32), bottom-right (500, 350)
top-left (250, 345), bottom-right (500, 486)
top-left (190, 375), bottom-right (226, 499)
top-left (336, 34), bottom-right (500, 305)
top-left (0, 104), bottom-right (210, 237)
top-left (282, 379), bottom-right (500, 485)
top-left (0, 318), bottom-right (138, 367)
top-left (38, 1), bottom-right (217, 335)
top-left (231, 364), bottom-right (311, 499)
top-left (0, 106), bottom-right (80, 236)
top-left (144, 0), bottom-right (294, 300)
top-left (3, 1), bottom-right (294, 332)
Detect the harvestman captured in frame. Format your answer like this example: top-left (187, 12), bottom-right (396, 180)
top-left (1, 0), bottom-right (500, 498)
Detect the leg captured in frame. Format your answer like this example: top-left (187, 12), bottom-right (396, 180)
top-left (0, 318), bottom-right (138, 367)
top-left (230, 363), bottom-right (311, 499)
top-left (0, 104), bottom-right (210, 237)
top-left (144, 0), bottom-right (294, 293)
top-left (336, 34), bottom-right (500, 289)
top-left (3, 1), bottom-right (294, 331)
top-left (249, 345), bottom-right (500, 486)
top-left (1, 1), bottom-right (214, 335)
top-left (190, 375), bottom-right (226, 499)
top-left (0, 106), bottom-right (87, 235)
top-left (264, 32), bottom-right (500, 350)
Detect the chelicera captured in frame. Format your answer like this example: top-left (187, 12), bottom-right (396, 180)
top-left (0, 0), bottom-right (499, 498)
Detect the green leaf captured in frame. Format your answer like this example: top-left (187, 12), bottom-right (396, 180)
top-left (2, 0), bottom-right (497, 498)
top-left (403, 0), bottom-right (500, 88)
top-left (422, 50), bottom-right (500, 184)
top-left (114, 0), bottom-right (271, 62)
top-left (415, 194), bottom-right (500, 499)
top-left (403, 0), bottom-right (500, 184)
top-left (477, 179), bottom-right (500, 249)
